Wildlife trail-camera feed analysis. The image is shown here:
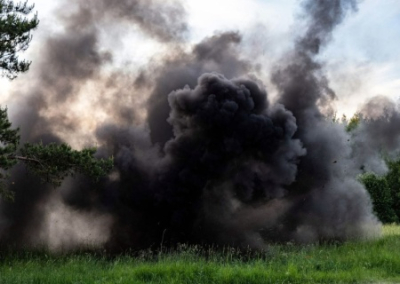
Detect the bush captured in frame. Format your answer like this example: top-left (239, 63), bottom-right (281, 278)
top-left (385, 159), bottom-right (400, 221)
top-left (360, 173), bottom-right (398, 223)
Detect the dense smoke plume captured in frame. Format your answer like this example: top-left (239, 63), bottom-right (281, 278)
top-left (268, 0), bottom-right (379, 242)
top-left (146, 32), bottom-right (252, 145)
top-left (2, 0), bottom-right (394, 251)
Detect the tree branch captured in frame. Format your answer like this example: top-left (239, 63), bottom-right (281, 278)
top-left (8, 154), bottom-right (43, 166)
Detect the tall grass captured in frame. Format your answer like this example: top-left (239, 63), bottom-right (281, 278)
top-left (1, 225), bottom-right (399, 283)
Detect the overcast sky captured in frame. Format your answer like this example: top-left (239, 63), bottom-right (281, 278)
top-left (1, 0), bottom-right (400, 116)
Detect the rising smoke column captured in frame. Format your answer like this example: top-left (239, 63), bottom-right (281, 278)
top-left (270, 0), bottom-right (380, 242)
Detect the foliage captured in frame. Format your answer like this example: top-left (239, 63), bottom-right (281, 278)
top-left (345, 112), bottom-right (360, 132)
top-left (0, 106), bottom-right (113, 200)
top-left (359, 157), bottom-right (400, 224)
top-left (384, 159), bottom-right (400, 221)
top-left (359, 173), bottom-right (398, 223)
top-left (0, 0), bottom-right (38, 79)
top-left (20, 143), bottom-right (113, 186)
top-left (0, 107), bottom-right (19, 199)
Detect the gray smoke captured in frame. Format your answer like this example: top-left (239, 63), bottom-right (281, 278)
top-left (0, 0), bottom-right (389, 251)
top-left (84, 0), bottom-right (188, 43)
top-left (270, 0), bottom-right (380, 242)
top-left (351, 96), bottom-right (400, 174)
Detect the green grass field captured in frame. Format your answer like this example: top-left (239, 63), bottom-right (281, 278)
top-left (1, 225), bottom-right (399, 284)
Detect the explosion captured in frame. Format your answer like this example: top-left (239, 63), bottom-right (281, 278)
top-left (3, 0), bottom-right (398, 251)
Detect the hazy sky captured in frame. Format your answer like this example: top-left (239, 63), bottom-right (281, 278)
top-left (1, 0), bottom-right (400, 116)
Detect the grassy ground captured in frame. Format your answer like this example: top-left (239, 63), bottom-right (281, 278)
top-left (0, 225), bottom-right (399, 284)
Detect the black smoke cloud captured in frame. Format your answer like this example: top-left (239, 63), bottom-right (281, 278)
top-left (94, 72), bottom-right (306, 249)
top-left (164, 73), bottom-right (306, 246)
top-left (146, 32), bottom-right (251, 145)
top-left (0, 0), bottom-right (392, 251)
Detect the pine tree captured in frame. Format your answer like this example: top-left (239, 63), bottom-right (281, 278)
top-left (0, 0), bottom-right (39, 79)
top-left (0, 107), bottom-right (113, 201)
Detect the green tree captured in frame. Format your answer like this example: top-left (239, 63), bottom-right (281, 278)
top-left (0, 107), bottom-right (113, 200)
top-left (0, 0), bottom-right (38, 79)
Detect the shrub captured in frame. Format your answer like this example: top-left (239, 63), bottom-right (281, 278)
top-left (360, 173), bottom-right (398, 223)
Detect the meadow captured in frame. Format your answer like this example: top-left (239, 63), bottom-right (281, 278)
top-left (0, 225), bottom-right (399, 284)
